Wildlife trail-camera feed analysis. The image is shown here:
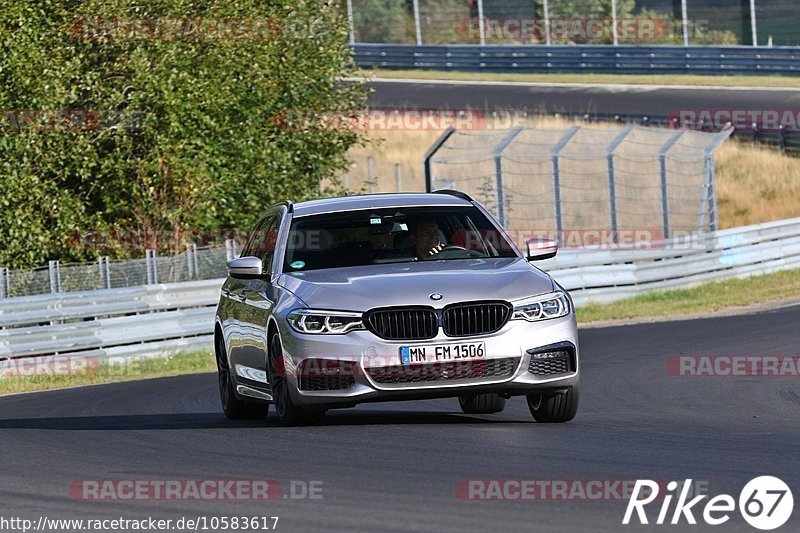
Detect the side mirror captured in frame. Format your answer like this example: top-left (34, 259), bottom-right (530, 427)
top-left (227, 256), bottom-right (264, 279)
top-left (526, 238), bottom-right (558, 261)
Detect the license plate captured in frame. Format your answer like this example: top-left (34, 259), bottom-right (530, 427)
top-left (399, 342), bottom-right (486, 365)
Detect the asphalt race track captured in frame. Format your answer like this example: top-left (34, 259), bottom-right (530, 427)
top-left (1, 304), bottom-right (799, 532)
top-left (367, 79), bottom-right (800, 119)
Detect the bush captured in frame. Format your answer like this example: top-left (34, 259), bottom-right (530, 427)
top-left (0, 0), bottom-right (367, 267)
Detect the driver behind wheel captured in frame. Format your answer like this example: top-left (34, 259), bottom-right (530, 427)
top-left (409, 219), bottom-right (446, 259)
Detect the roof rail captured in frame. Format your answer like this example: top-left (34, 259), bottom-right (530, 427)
top-left (433, 189), bottom-right (473, 202)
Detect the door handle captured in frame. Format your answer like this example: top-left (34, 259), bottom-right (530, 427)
top-left (236, 293), bottom-right (247, 302)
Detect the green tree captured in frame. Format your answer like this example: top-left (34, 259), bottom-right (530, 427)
top-left (0, 0), bottom-right (367, 267)
top-left (352, 0), bottom-right (413, 43)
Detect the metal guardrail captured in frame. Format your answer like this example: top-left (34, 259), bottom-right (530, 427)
top-left (539, 216), bottom-right (800, 305)
top-left (353, 44), bottom-right (800, 76)
top-left (0, 217), bottom-right (799, 368)
top-left (0, 279), bottom-right (223, 368)
top-left (0, 279), bottom-right (222, 329)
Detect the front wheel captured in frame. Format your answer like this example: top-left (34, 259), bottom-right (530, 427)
top-left (458, 393), bottom-right (506, 414)
top-left (527, 386), bottom-right (579, 423)
top-left (268, 332), bottom-right (324, 426)
top-left (217, 335), bottom-right (268, 420)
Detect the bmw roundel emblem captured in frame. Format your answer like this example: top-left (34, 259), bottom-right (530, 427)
top-left (429, 293), bottom-right (443, 301)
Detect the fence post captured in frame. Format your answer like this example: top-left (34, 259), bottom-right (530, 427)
top-left (681, 0), bottom-right (689, 46)
top-left (476, 0), bottom-right (486, 45)
top-left (701, 125), bottom-right (735, 232)
top-left (551, 126), bottom-right (581, 240)
top-left (145, 249), bottom-right (158, 285)
top-left (225, 239), bottom-right (237, 262)
top-left (48, 260), bottom-right (61, 294)
top-left (423, 126), bottom-right (456, 192)
top-left (346, 0), bottom-right (355, 45)
top-left (543, 0), bottom-right (551, 46)
top-left (395, 164), bottom-right (402, 192)
top-left (367, 155), bottom-right (375, 193)
top-left (98, 256), bottom-right (109, 290)
top-left (0, 267), bottom-right (8, 298)
top-left (606, 125), bottom-right (634, 243)
top-left (192, 244), bottom-right (199, 279)
top-left (412, 0), bottom-right (422, 45)
top-left (704, 157), bottom-right (717, 232)
top-left (186, 243), bottom-right (197, 279)
top-left (493, 125), bottom-right (525, 227)
top-left (611, 0), bottom-right (619, 46)
top-left (658, 130), bottom-right (686, 240)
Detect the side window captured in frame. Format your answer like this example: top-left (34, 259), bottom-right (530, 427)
top-left (241, 218), bottom-right (267, 258)
top-left (252, 215), bottom-right (280, 275)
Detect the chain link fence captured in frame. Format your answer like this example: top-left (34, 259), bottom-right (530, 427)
top-left (425, 123), bottom-right (733, 245)
top-left (0, 244), bottom-right (234, 299)
top-left (349, 0), bottom-right (795, 46)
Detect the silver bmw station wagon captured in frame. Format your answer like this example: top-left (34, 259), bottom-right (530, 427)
top-left (214, 191), bottom-right (579, 425)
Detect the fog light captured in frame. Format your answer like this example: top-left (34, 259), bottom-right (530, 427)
top-left (299, 359), bottom-right (357, 377)
top-left (528, 350), bottom-right (568, 360)
top-left (321, 365), bottom-right (342, 376)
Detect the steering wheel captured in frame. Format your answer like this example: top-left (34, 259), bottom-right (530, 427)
top-left (424, 244), bottom-right (477, 260)
top-left (440, 244), bottom-right (468, 253)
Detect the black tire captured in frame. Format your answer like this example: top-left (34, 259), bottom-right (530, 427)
top-left (216, 335), bottom-right (268, 420)
top-left (527, 386), bottom-right (579, 423)
top-left (458, 393), bottom-right (507, 414)
top-left (267, 331), bottom-right (323, 426)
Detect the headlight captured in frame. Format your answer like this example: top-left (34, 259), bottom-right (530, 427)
top-left (511, 292), bottom-right (570, 322)
top-left (287, 309), bottom-right (365, 334)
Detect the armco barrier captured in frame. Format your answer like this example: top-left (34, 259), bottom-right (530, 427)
top-left (352, 44), bottom-right (800, 76)
top-left (1, 218), bottom-right (799, 367)
top-left (539, 216), bottom-right (800, 305)
top-left (0, 279), bottom-right (223, 368)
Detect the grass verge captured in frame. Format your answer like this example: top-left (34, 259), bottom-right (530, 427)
top-left (356, 69), bottom-right (800, 89)
top-left (577, 268), bottom-right (800, 324)
top-left (0, 350), bottom-right (215, 396)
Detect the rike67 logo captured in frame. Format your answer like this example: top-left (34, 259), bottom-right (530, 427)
top-left (623, 477), bottom-right (793, 530)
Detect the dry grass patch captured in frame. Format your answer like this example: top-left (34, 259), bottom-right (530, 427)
top-left (715, 140), bottom-right (800, 228)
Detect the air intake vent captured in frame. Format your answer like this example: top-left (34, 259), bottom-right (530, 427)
top-left (365, 307), bottom-right (438, 341)
top-left (442, 301), bottom-right (512, 337)
top-left (297, 359), bottom-right (357, 391)
top-left (367, 357), bottom-right (518, 385)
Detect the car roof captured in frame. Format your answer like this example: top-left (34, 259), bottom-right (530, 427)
top-left (291, 193), bottom-right (472, 217)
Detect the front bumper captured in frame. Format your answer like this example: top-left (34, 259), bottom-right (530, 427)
top-left (277, 314), bottom-right (579, 407)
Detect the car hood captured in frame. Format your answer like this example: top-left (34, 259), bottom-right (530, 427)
top-left (277, 258), bottom-right (555, 311)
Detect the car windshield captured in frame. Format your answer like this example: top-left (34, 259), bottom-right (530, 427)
top-left (283, 205), bottom-right (517, 272)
